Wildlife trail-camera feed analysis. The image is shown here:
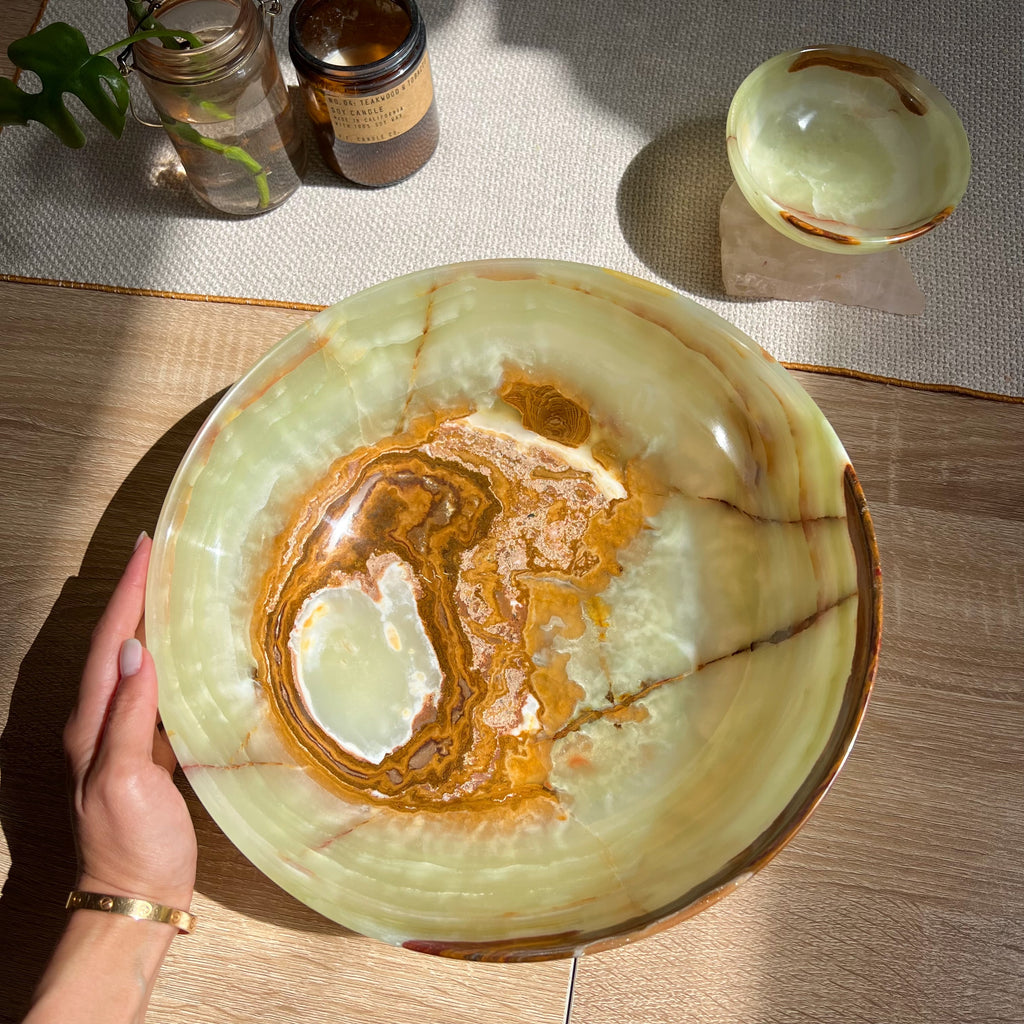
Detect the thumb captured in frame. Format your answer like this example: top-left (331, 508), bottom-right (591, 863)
top-left (96, 638), bottom-right (161, 765)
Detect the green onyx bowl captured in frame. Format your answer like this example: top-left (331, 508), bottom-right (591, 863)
top-left (147, 260), bottom-right (881, 960)
top-left (727, 45), bottom-right (971, 254)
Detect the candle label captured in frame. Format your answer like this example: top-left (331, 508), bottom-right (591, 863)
top-left (324, 54), bottom-right (434, 145)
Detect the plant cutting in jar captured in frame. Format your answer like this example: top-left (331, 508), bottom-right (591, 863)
top-left (0, 0), bottom-right (300, 213)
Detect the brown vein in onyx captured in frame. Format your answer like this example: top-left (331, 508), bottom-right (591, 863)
top-left (397, 287), bottom-right (436, 429)
top-left (692, 492), bottom-right (846, 525)
top-left (788, 50), bottom-right (927, 115)
top-left (882, 206), bottom-right (955, 244)
top-left (549, 592), bottom-right (858, 742)
top-left (779, 212), bottom-right (861, 245)
top-left (501, 381), bottom-right (591, 448)
top-left (256, 449), bottom-right (501, 806)
top-left (781, 207), bottom-right (953, 246)
top-left (180, 761), bottom-right (297, 771)
top-left (314, 813), bottom-right (376, 851)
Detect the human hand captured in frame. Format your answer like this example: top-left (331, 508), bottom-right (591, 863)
top-left (63, 533), bottom-right (197, 910)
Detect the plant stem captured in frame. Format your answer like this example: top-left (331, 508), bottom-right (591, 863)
top-left (124, 0), bottom-right (192, 49)
top-left (97, 27), bottom-right (205, 56)
top-left (165, 121), bottom-right (271, 209)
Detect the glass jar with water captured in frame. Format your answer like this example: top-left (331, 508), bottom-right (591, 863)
top-left (130, 0), bottom-right (306, 215)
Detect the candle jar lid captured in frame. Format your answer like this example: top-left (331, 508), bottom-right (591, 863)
top-left (289, 0), bottom-right (424, 85)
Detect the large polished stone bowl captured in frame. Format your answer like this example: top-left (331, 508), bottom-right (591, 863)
top-left (727, 45), bottom-right (971, 254)
top-left (147, 260), bottom-right (881, 960)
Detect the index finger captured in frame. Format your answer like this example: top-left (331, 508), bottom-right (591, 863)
top-left (65, 534), bottom-right (152, 771)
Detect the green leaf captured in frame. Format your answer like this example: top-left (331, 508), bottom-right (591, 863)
top-left (0, 76), bottom-right (32, 127)
top-left (3, 22), bottom-right (129, 147)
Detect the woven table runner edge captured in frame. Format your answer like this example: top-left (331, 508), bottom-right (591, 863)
top-left (4, 272), bottom-right (1020, 405)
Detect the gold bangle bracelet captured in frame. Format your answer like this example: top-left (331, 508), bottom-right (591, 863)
top-left (65, 890), bottom-right (196, 935)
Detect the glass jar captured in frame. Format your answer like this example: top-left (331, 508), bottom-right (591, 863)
top-left (131, 0), bottom-right (307, 216)
top-left (288, 0), bottom-right (439, 187)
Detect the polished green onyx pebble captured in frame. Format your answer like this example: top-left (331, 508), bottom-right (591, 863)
top-left (727, 46), bottom-right (971, 254)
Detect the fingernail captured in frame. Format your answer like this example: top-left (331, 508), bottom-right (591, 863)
top-left (119, 637), bottom-right (144, 678)
top-left (134, 531), bottom-right (149, 552)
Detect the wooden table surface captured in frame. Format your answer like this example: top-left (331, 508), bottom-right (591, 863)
top-left (2, 5), bottom-right (1023, 1023)
top-left (2, 274), bottom-right (1022, 1024)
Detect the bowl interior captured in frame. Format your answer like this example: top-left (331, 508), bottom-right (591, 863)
top-left (147, 260), bottom-right (880, 959)
top-left (727, 46), bottom-right (971, 253)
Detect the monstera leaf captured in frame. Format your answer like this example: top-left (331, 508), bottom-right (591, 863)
top-left (0, 23), bottom-right (129, 148)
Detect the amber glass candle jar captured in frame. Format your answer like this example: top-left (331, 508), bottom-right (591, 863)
top-left (288, 0), bottom-right (440, 187)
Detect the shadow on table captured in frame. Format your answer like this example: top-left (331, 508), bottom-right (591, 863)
top-left (616, 117), bottom-right (735, 300)
top-left (0, 391), bottom-right (345, 1015)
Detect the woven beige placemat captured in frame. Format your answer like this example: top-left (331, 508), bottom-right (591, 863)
top-left (2, 0), bottom-right (1022, 398)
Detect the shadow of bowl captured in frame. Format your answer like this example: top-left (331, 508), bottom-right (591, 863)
top-left (616, 116), bottom-right (735, 300)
